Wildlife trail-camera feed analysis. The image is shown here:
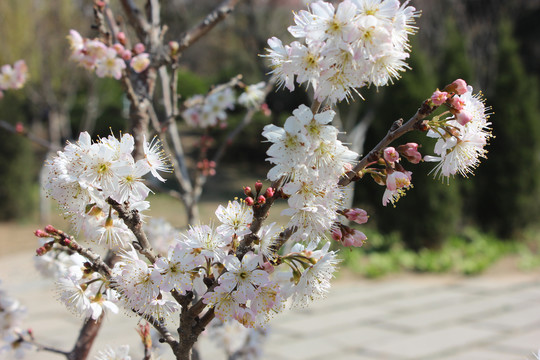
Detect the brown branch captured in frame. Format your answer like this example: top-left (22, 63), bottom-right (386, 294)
top-left (67, 315), bottom-right (104, 360)
top-left (0, 120), bottom-right (60, 152)
top-left (119, 0), bottom-right (150, 42)
top-left (338, 99), bottom-right (437, 187)
top-left (237, 177), bottom-right (285, 258)
top-left (176, 0), bottom-right (242, 54)
top-left (107, 197), bottom-right (157, 263)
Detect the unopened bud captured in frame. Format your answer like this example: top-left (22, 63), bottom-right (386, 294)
top-left (444, 79), bottom-right (468, 95)
top-left (45, 225), bottom-right (57, 233)
top-left (244, 186), bottom-right (253, 197)
top-left (112, 43), bottom-right (124, 55)
top-left (117, 32), bottom-right (126, 44)
top-left (169, 41), bottom-right (179, 55)
top-left (34, 229), bottom-right (48, 237)
top-left (36, 247), bottom-right (47, 256)
top-left (134, 43), bottom-right (145, 54)
top-left (15, 122), bottom-right (24, 134)
top-left (245, 197), bottom-right (254, 206)
top-left (264, 187), bottom-right (275, 198)
top-left (343, 208), bottom-right (369, 224)
top-left (257, 195), bottom-right (266, 204)
top-left (383, 147), bottom-right (400, 163)
top-left (255, 181), bottom-right (263, 194)
top-left (121, 50), bottom-right (132, 61)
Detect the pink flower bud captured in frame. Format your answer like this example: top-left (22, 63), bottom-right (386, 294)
top-left (341, 229), bottom-right (367, 247)
top-left (34, 229), bottom-right (48, 237)
top-left (383, 147), bottom-right (400, 163)
top-left (343, 208), bottom-right (369, 224)
top-left (449, 96), bottom-right (465, 111)
top-left (255, 181), bottom-right (263, 194)
top-left (134, 43), bottom-right (145, 54)
top-left (245, 197), bottom-right (254, 206)
top-left (36, 247), bottom-right (47, 256)
top-left (456, 110), bottom-right (473, 126)
top-left (112, 43), bottom-right (124, 55)
top-left (261, 103), bottom-right (271, 116)
top-left (45, 225), bottom-right (57, 233)
top-left (169, 41), bottom-right (179, 54)
top-left (264, 187), bottom-right (275, 198)
top-left (451, 79), bottom-right (468, 95)
top-left (397, 143), bottom-right (422, 164)
top-left (121, 50), bottom-right (132, 61)
top-left (431, 90), bottom-right (449, 106)
top-left (244, 186), bottom-right (253, 197)
top-left (117, 32), bottom-right (126, 44)
top-left (15, 122), bottom-right (24, 134)
top-left (331, 227), bottom-right (343, 242)
top-left (261, 261), bottom-right (275, 274)
top-left (257, 195), bottom-right (266, 204)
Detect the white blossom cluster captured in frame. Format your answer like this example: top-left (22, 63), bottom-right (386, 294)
top-left (263, 104), bottom-right (358, 244)
top-left (67, 30), bottom-right (150, 80)
top-left (264, 0), bottom-right (418, 103)
top-left (425, 86), bottom-right (492, 182)
top-left (0, 60), bottom-right (28, 99)
top-left (182, 88), bottom-right (235, 128)
top-left (104, 199), bottom-right (337, 325)
top-left (0, 282), bottom-right (34, 359)
top-left (43, 132), bottom-right (170, 248)
top-left (181, 81), bottom-right (267, 128)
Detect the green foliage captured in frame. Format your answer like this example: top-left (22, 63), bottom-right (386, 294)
top-left (340, 227), bottom-right (517, 278)
top-left (0, 94), bottom-right (36, 220)
top-left (475, 18), bottom-right (540, 238)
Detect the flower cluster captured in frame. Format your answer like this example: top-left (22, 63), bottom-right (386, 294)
top-left (425, 81), bottom-right (492, 182)
top-left (43, 132), bottom-right (170, 248)
top-left (67, 30), bottom-right (150, 80)
top-left (263, 104), bottom-right (358, 244)
top-left (0, 60), bottom-right (28, 99)
top-left (0, 282), bottom-right (34, 358)
top-left (182, 87), bottom-right (235, 128)
top-left (264, 0), bottom-right (418, 103)
top-left (181, 81), bottom-right (268, 128)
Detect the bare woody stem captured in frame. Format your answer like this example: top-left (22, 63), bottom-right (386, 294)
top-left (106, 197), bottom-right (157, 264)
top-left (176, 0), bottom-right (242, 55)
top-left (338, 99), bottom-right (437, 187)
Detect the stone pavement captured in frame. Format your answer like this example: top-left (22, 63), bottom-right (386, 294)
top-left (1, 251), bottom-right (540, 360)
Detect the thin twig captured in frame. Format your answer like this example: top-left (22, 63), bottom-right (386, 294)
top-left (0, 120), bottom-right (60, 152)
top-left (107, 197), bottom-right (157, 263)
top-left (176, 0), bottom-right (242, 54)
top-left (338, 99), bottom-right (437, 186)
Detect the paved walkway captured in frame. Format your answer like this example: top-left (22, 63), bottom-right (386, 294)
top-left (1, 252), bottom-right (540, 360)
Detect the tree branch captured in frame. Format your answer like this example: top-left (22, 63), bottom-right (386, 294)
top-left (106, 197), bottom-right (157, 263)
top-left (338, 99), bottom-right (437, 186)
top-left (176, 0), bottom-right (242, 54)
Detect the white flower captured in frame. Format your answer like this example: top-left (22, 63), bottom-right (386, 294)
top-left (219, 252), bottom-right (269, 302)
top-left (238, 82), bottom-right (266, 109)
top-left (425, 87), bottom-right (491, 182)
top-left (142, 135), bottom-right (171, 182)
top-left (95, 48), bottom-right (126, 80)
top-left (290, 243), bottom-right (340, 308)
top-left (151, 243), bottom-right (203, 293)
top-left (215, 200), bottom-right (253, 239)
top-left (182, 225), bottom-right (228, 262)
